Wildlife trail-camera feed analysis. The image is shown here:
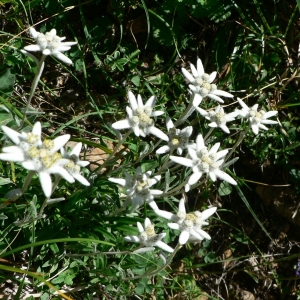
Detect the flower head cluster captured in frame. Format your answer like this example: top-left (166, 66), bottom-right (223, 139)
top-left (112, 91), bottom-right (168, 141)
top-left (109, 167), bottom-right (162, 210)
top-left (196, 105), bottom-right (239, 134)
top-left (170, 134), bottom-right (237, 192)
top-left (237, 98), bottom-right (278, 135)
top-left (182, 58), bottom-right (233, 107)
top-left (0, 122), bottom-right (42, 163)
top-left (124, 217), bottom-right (174, 253)
top-left (60, 143), bottom-right (90, 186)
top-left (0, 122), bottom-right (89, 197)
top-left (156, 117), bottom-right (194, 155)
top-left (23, 27), bottom-right (77, 65)
top-left (155, 198), bottom-right (216, 245)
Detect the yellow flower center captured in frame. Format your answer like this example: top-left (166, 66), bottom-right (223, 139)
top-left (145, 224), bottom-right (155, 236)
top-left (43, 139), bottom-right (55, 150)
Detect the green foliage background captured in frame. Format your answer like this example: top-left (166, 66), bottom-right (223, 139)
top-left (0, 0), bottom-right (300, 299)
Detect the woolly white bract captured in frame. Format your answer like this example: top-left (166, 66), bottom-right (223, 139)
top-left (182, 58), bottom-right (233, 106)
top-left (237, 98), bottom-right (278, 135)
top-left (155, 198), bottom-right (217, 245)
top-left (61, 142), bottom-right (90, 186)
top-left (108, 166), bottom-right (162, 210)
top-left (23, 27), bottom-right (77, 65)
top-left (0, 122), bottom-right (42, 162)
top-left (156, 117), bottom-right (195, 155)
top-left (124, 217), bottom-right (174, 253)
top-left (112, 91), bottom-right (168, 141)
top-left (0, 122), bottom-right (75, 197)
top-left (170, 134), bottom-right (237, 192)
top-left (196, 105), bottom-right (239, 134)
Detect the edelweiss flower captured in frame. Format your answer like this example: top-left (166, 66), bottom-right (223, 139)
top-left (237, 98), bottom-right (278, 135)
top-left (156, 117), bottom-right (195, 155)
top-left (21, 135), bottom-right (75, 197)
top-left (61, 142), bottom-right (90, 186)
top-left (155, 198), bottom-right (216, 245)
top-left (23, 27), bottom-right (77, 65)
top-left (124, 217), bottom-right (174, 253)
top-left (0, 122), bottom-right (75, 197)
top-left (182, 58), bottom-right (233, 106)
top-left (0, 122), bottom-right (42, 162)
top-left (112, 91), bottom-right (168, 141)
top-left (170, 134), bottom-right (237, 192)
top-left (196, 105), bottom-right (239, 134)
top-left (108, 166), bottom-right (162, 210)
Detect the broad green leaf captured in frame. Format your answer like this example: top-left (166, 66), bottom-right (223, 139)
top-left (131, 75), bottom-right (140, 87)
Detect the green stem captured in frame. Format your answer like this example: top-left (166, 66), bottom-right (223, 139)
top-left (204, 127), bottom-right (214, 141)
top-left (224, 128), bottom-right (248, 164)
top-left (38, 176), bottom-right (62, 218)
top-left (100, 129), bottom-right (132, 172)
top-left (155, 148), bottom-right (174, 175)
top-left (174, 94), bottom-right (195, 127)
top-left (160, 178), bottom-right (188, 197)
top-left (20, 54), bottom-right (47, 128)
top-left (22, 171), bottom-right (35, 193)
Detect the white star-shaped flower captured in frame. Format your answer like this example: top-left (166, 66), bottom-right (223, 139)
top-left (156, 117), bottom-right (195, 155)
top-left (60, 142), bottom-right (90, 186)
top-left (112, 91), bottom-right (169, 141)
top-left (124, 217), bottom-right (174, 253)
top-left (108, 166), bottom-right (162, 210)
top-left (23, 27), bottom-right (77, 65)
top-left (155, 198), bottom-right (217, 245)
top-left (0, 122), bottom-right (42, 162)
top-left (21, 135), bottom-right (75, 197)
top-left (237, 98), bottom-right (278, 135)
top-left (170, 134), bottom-right (237, 192)
top-left (0, 122), bottom-right (75, 197)
top-left (182, 58), bottom-right (233, 106)
top-left (196, 105), bottom-right (239, 134)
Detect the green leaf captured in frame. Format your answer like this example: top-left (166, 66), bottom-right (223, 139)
top-left (0, 0), bottom-right (17, 4)
top-left (131, 75), bottom-right (140, 87)
top-left (70, 261), bottom-right (78, 268)
top-left (41, 293), bottom-right (50, 300)
top-left (230, 232), bottom-right (249, 244)
top-left (0, 69), bottom-right (15, 96)
top-left (135, 282), bottom-right (145, 295)
top-left (64, 275), bottom-right (75, 285)
top-left (51, 276), bottom-right (64, 284)
top-left (296, 0), bottom-right (300, 12)
top-left (285, 142), bottom-right (300, 151)
top-left (0, 178), bottom-right (11, 185)
top-left (0, 112), bottom-right (13, 126)
top-left (50, 243), bottom-right (59, 254)
top-left (218, 181), bottom-right (233, 196)
top-left (49, 263), bottom-right (58, 274)
top-left (204, 251), bottom-right (217, 263)
top-left (0, 214), bottom-right (7, 220)
top-left (235, 185), bottom-right (273, 241)
top-left (75, 59), bottom-right (84, 72)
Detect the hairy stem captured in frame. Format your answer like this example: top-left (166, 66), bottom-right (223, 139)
top-left (174, 94), bottom-right (195, 127)
top-left (20, 54), bottom-right (47, 128)
top-left (100, 129), bottom-right (132, 172)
